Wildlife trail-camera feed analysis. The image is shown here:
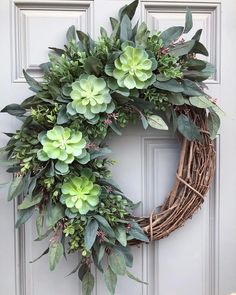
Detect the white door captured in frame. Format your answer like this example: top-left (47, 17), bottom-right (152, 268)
top-left (0, 0), bottom-right (235, 294)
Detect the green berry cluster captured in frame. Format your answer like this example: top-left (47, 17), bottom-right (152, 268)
top-left (144, 88), bottom-right (170, 111)
top-left (63, 217), bottom-right (87, 253)
top-left (97, 194), bottom-right (130, 225)
top-left (146, 33), bottom-right (164, 54)
top-left (158, 54), bottom-right (183, 79)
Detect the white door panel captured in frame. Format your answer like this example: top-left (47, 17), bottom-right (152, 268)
top-left (0, 0), bottom-right (235, 295)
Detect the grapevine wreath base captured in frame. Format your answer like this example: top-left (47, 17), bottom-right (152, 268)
top-left (135, 108), bottom-right (216, 243)
top-left (0, 0), bottom-right (220, 294)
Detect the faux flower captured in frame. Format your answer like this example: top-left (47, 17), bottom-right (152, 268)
top-left (113, 46), bottom-right (157, 89)
top-left (37, 126), bottom-right (89, 173)
top-left (60, 176), bottom-right (101, 214)
top-left (67, 74), bottom-right (115, 120)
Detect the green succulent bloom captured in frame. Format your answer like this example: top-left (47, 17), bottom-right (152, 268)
top-left (67, 75), bottom-right (115, 120)
top-left (61, 176), bottom-right (101, 215)
top-left (113, 46), bottom-right (157, 89)
top-left (37, 126), bottom-right (89, 173)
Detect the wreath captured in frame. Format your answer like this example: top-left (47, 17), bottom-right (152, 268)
top-left (0, 0), bottom-right (222, 294)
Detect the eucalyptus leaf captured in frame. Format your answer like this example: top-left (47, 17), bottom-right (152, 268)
top-left (119, 0), bottom-right (138, 20)
top-left (49, 241), bottom-right (63, 271)
top-left (120, 14), bottom-right (132, 42)
top-left (167, 93), bottom-right (186, 105)
top-left (36, 214), bottom-right (44, 237)
top-left (109, 121), bottom-right (122, 136)
top-left (90, 147), bottom-right (112, 160)
top-left (1, 104), bottom-right (26, 116)
top-left (46, 204), bottom-right (65, 228)
top-left (23, 70), bottom-right (42, 93)
top-left (15, 206), bottom-right (35, 228)
top-left (184, 8), bottom-right (193, 34)
top-left (208, 110), bottom-right (220, 139)
top-left (189, 96), bottom-right (213, 108)
top-left (98, 244), bottom-right (106, 263)
top-left (147, 115), bottom-right (168, 130)
top-left (30, 248), bottom-right (49, 264)
top-left (154, 79), bottom-right (184, 93)
top-left (129, 226), bottom-right (149, 243)
top-left (115, 245), bottom-right (133, 267)
top-left (85, 219), bottom-right (99, 250)
top-left (181, 79), bottom-right (203, 96)
top-left (126, 270), bottom-right (148, 285)
top-left (82, 271), bottom-right (94, 295)
top-left (110, 17), bottom-right (119, 30)
top-left (66, 25), bottom-right (76, 41)
top-left (177, 114), bottom-right (202, 141)
top-left (94, 215), bottom-right (115, 238)
top-left (185, 59), bottom-right (207, 71)
top-left (160, 26), bottom-right (184, 47)
top-left (192, 29), bottom-right (202, 41)
top-left (169, 40), bottom-right (195, 57)
top-left (108, 249), bottom-right (126, 275)
top-left (8, 175), bottom-right (24, 201)
top-left (18, 193), bottom-right (43, 210)
top-left (114, 225), bottom-right (127, 247)
top-left (140, 113), bottom-right (148, 129)
top-left (57, 105), bottom-right (69, 124)
top-left (66, 263), bottom-right (80, 277)
top-left (104, 266), bottom-right (117, 295)
top-left (191, 41), bottom-right (208, 56)
top-left (135, 22), bottom-right (149, 46)
top-left (78, 264), bottom-right (89, 281)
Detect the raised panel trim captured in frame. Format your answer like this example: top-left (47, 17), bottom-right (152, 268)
top-left (140, 1), bottom-right (221, 84)
top-left (11, 0), bottom-right (94, 83)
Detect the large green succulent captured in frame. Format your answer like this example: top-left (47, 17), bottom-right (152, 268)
top-left (67, 74), bottom-right (115, 120)
top-left (37, 126), bottom-right (89, 173)
top-left (60, 175), bottom-right (101, 215)
top-left (113, 46), bottom-right (157, 89)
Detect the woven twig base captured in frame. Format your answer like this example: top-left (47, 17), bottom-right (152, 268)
top-left (132, 108), bottom-right (216, 244)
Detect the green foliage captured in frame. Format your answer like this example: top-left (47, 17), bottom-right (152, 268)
top-left (49, 241), bottom-right (64, 271)
top-left (0, 1), bottom-right (221, 294)
top-left (82, 271), bottom-right (94, 295)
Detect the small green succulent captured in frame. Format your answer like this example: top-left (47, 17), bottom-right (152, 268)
top-left (37, 126), bottom-right (89, 173)
top-left (60, 175), bottom-right (101, 215)
top-left (113, 46), bottom-right (157, 89)
top-left (67, 74), bottom-right (115, 120)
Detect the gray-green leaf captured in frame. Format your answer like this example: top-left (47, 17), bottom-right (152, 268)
top-left (160, 26), bottom-right (184, 47)
top-left (177, 114), bottom-right (202, 141)
top-left (49, 241), bottom-right (63, 271)
top-left (184, 8), bottom-right (193, 33)
top-left (8, 175), bottom-right (24, 201)
top-left (18, 193), bottom-right (43, 210)
top-left (85, 219), bottom-right (99, 250)
top-left (104, 266), bottom-right (117, 295)
top-left (115, 225), bottom-right (127, 247)
top-left (108, 250), bottom-right (126, 275)
top-left (15, 206), bottom-right (35, 228)
top-left (147, 115), bottom-right (168, 130)
top-left (154, 79), bottom-right (184, 93)
top-left (46, 204), bottom-right (65, 228)
top-left (169, 40), bottom-right (195, 57)
top-left (82, 271), bottom-right (95, 295)
top-left (126, 270), bottom-right (148, 285)
top-left (189, 96), bottom-right (213, 108)
top-left (208, 110), bottom-right (220, 139)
